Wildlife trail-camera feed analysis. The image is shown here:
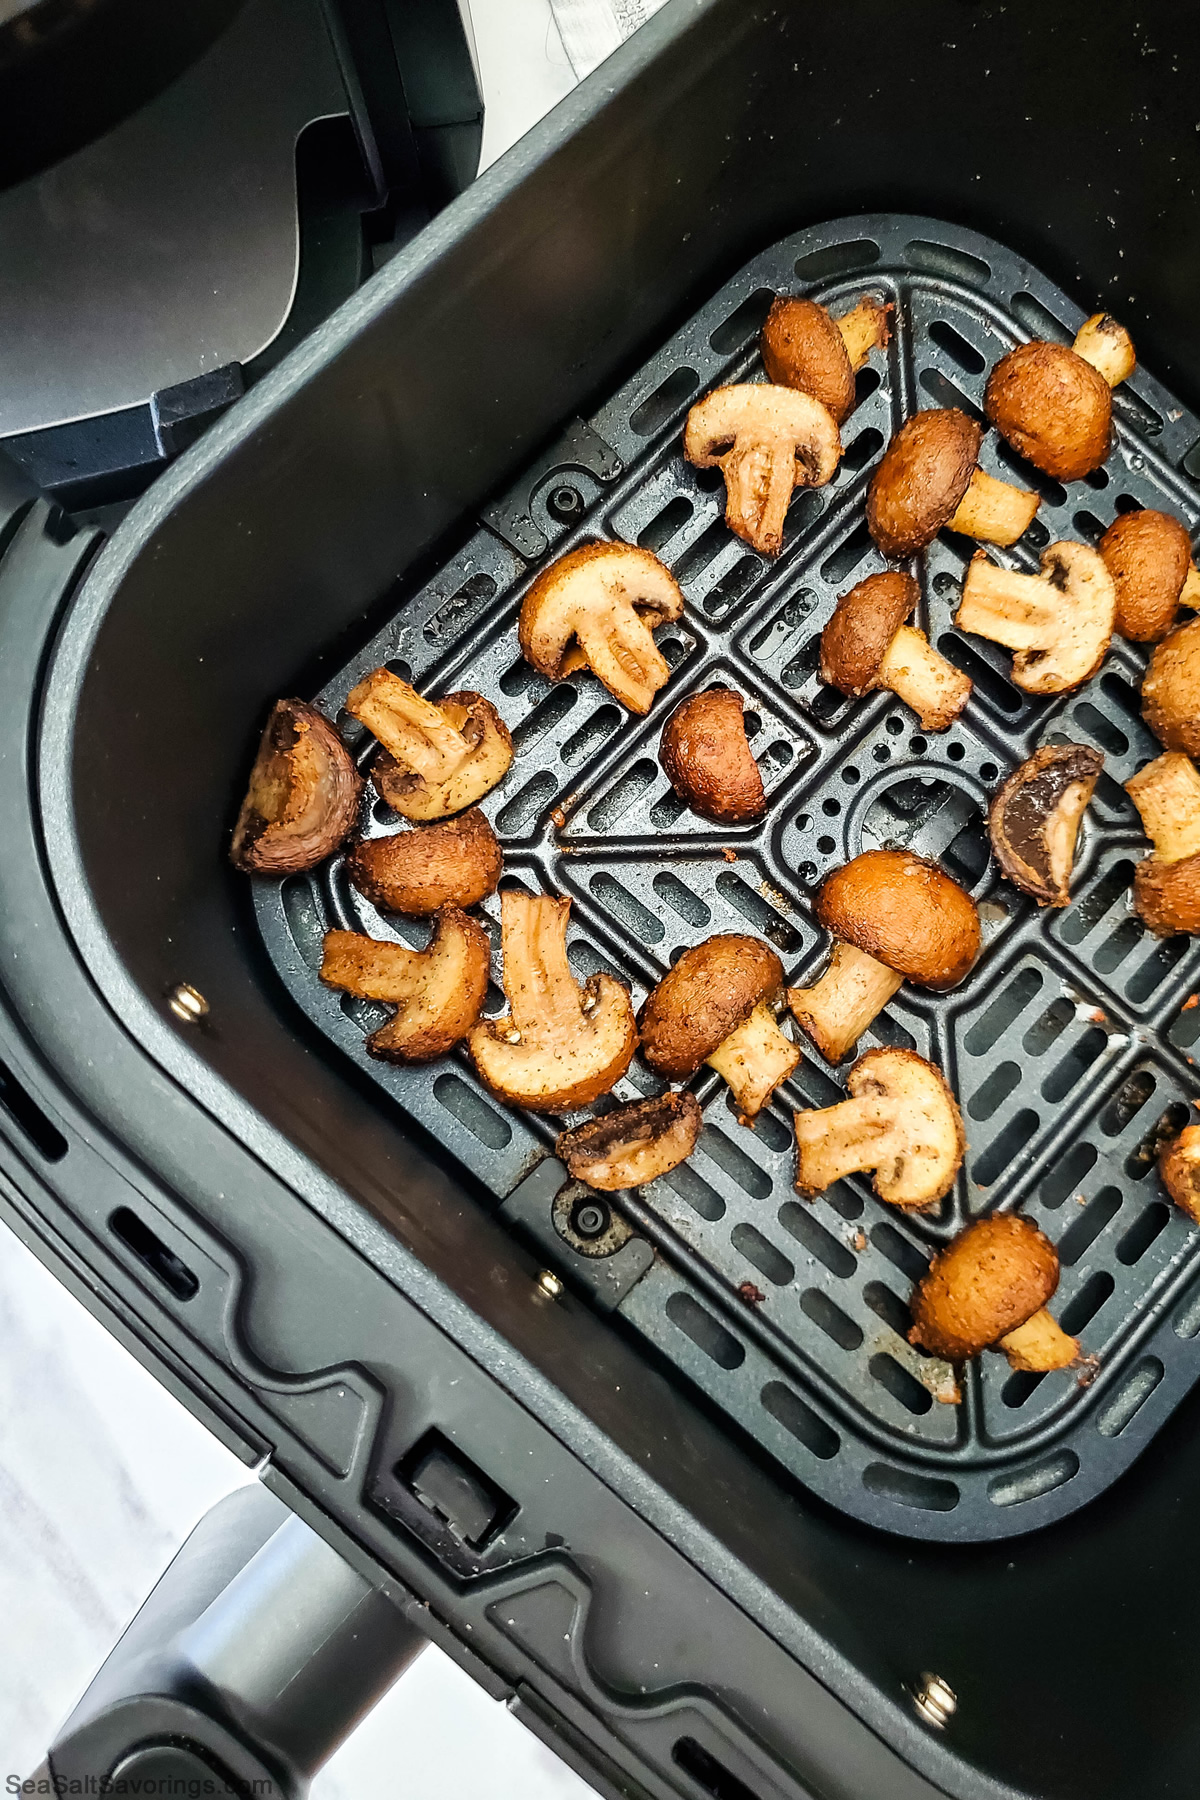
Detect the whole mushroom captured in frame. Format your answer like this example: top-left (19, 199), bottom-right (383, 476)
top-left (320, 908), bottom-right (491, 1062)
top-left (1161, 1125), bottom-right (1200, 1225)
top-left (556, 1091), bottom-right (703, 1191)
top-left (1141, 616), bottom-right (1200, 759)
top-left (1125, 752), bottom-right (1200, 936)
top-left (760, 294), bottom-right (890, 424)
top-left (988, 744), bottom-right (1104, 907)
top-left (820, 570), bottom-right (972, 732)
top-left (984, 312), bottom-right (1136, 482)
top-left (867, 409), bottom-right (1039, 558)
top-left (347, 668), bottom-right (513, 820)
top-left (1099, 508), bottom-right (1200, 643)
top-left (347, 808), bottom-right (502, 916)
top-left (231, 699), bottom-right (362, 874)
top-left (519, 541), bottom-right (684, 716)
top-left (684, 384), bottom-right (841, 556)
top-left (793, 1049), bottom-right (964, 1210)
top-left (659, 687), bottom-right (766, 823)
top-left (909, 1214), bottom-right (1080, 1373)
top-left (954, 542), bottom-right (1117, 695)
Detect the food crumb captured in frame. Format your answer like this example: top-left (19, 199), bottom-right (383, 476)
top-left (1089, 1007), bottom-right (1107, 1025)
top-left (1076, 1194), bottom-right (1088, 1206)
top-left (722, 847), bottom-right (738, 863)
top-left (550, 806), bottom-right (567, 830)
top-left (1076, 1354), bottom-right (1101, 1388)
top-left (852, 1230), bottom-right (868, 1251)
top-left (737, 1281), bottom-right (766, 1306)
top-left (1183, 994), bottom-right (1199, 1012)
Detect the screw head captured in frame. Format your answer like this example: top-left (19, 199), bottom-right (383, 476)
top-left (911, 1673), bottom-right (956, 1730)
top-left (571, 1199), bottom-right (610, 1240)
top-left (167, 983), bottom-right (209, 1025)
top-left (547, 484), bottom-right (584, 522)
top-left (536, 1269), bottom-right (564, 1299)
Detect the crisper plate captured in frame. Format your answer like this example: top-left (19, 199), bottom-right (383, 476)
top-left (254, 216), bottom-right (1200, 1540)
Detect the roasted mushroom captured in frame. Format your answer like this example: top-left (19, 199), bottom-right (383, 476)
top-left (793, 1048), bottom-right (964, 1210)
top-left (231, 699), bottom-right (361, 874)
top-left (519, 541), bottom-right (684, 715)
top-left (1161, 1125), bottom-right (1200, 1225)
top-left (320, 908), bottom-right (490, 1062)
top-left (639, 935), bottom-right (799, 1123)
top-left (347, 669), bottom-right (513, 821)
top-left (1125, 751), bottom-right (1200, 936)
top-left (787, 851), bottom-right (980, 1064)
top-left (1099, 508), bottom-right (1200, 643)
top-left (866, 409), bottom-right (1039, 558)
top-left (1141, 616), bottom-right (1200, 758)
top-left (347, 808), bottom-right (502, 916)
top-left (468, 892), bottom-right (637, 1111)
top-left (760, 294), bottom-right (890, 424)
top-left (954, 542), bottom-right (1116, 695)
top-left (908, 1214), bottom-right (1080, 1372)
top-left (557, 1090), bottom-right (703, 1191)
top-left (683, 384), bottom-right (841, 556)
top-left (984, 313), bottom-right (1135, 482)
top-left (988, 744), bottom-right (1103, 906)
top-left (659, 687), bottom-right (766, 823)
top-left (820, 570), bottom-right (972, 732)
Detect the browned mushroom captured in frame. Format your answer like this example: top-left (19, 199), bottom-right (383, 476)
top-left (640, 935), bottom-right (799, 1122)
top-left (1099, 509), bottom-right (1200, 643)
top-left (787, 851), bottom-right (980, 1064)
top-left (1125, 752), bottom-right (1200, 936)
top-left (793, 1048), bottom-right (964, 1210)
top-left (984, 314), bottom-right (1135, 481)
top-left (231, 699), bottom-right (362, 874)
top-left (556, 1091), bottom-right (703, 1191)
top-left (1161, 1125), bottom-right (1200, 1225)
top-left (760, 294), bottom-right (890, 423)
top-left (320, 908), bottom-right (490, 1062)
top-left (347, 808), bottom-right (502, 915)
top-left (1141, 616), bottom-right (1200, 758)
top-left (347, 669), bottom-right (513, 821)
top-left (659, 688), bottom-right (766, 823)
top-left (519, 541), bottom-right (684, 715)
top-left (909, 1214), bottom-right (1079, 1371)
top-left (988, 744), bottom-right (1103, 906)
top-left (866, 409), bottom-right (1039, 558)
top-left (820, 570), bottom-right (972, 731)
top-left (683, 384), bottom-right (841, 556)
top-left (954, 542), bottom-right (1116, 694)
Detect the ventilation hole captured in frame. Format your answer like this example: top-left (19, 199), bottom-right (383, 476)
top-left (700, 1126), bottom-right (772, 1199)
top-left (840, 427), bottom-right (884, 473)
top-left (863, 1281), bottom-right (912, 1338)
top-left (862, 1463), bottom-right (958, 1511)
top-left (335, 708), bottom-right (367, 749)
top-left (665, 1291), bottom-right (744, 1368)
top-left (496, 772), bottom-right (556, 834)
top-left (760, 739), bottom-right (795, 779)
top-left (793, 238), bottom-right (881, 278)
top-left (1171, 1004), bottom-right (1200, 1051)
top-left (886, 714), bottom-right (905, 734)
top-left (1125, 1101), bottom-right (1190, 1179)
top-left (1126, 936), bottom-right (1190, 1002)
top-left (1094, 768), bottom-right (1136, 818)
top-left (1039, 1140), bottom-right (1098, 1208)
top-left (649, 788), bottom-right (689, 829)
top-left (937, 634), bottom-right (1024, 715)
top-left (1097, 1357), bottom-right (1164, 1437)
top-left (779, 1202), bottom-right (856, 1277)
top-left (341, 993), bottom-right (389, 1034)
top-left (709, 287), bottom-right (774, 354)
top-left (865, 1011), bottom-right (915, 1053)
top-left (841, 764), bottom-right (859, 785)
top-left (760, 1382), bottom-right (839, 1459)
top-left (1040, 1027), bottom-right (1106, 1102)
top-left (630, 367), bottom-right (700, 436)
top-left (919, 368), bottom-right (985, 422)
top-left (637, 495), bottom-right (694, 553)
top-left (499, 657), bottom-right (547, 699)
top-left (856, 366), bottom-right (882, 404)
top-left (1094, 917), bottom-right (1145, 975)
top-left (1057, 1185), bottom-right (1123, 1266)
top-left (1096, 671), bottom-right (1141, 724)
top-left (929, 319), bottom-right (987, 373)
top-left (780, 634), bottom-right (823, 691)
top-left (713, 871), bottom-right (801, 951)
top-left (822, 797), bottom-right (841, 816)
top-left (431, 1073), bottom-right (513, 1149)
top-left (1023, 518), bottom-right (1050, 548)
top-left (942, 815), bottom-right (990, 887)
top-left (731, 1222), bottom-right (794, 1285)
top-left (704, 554), bottom-right (762, 618)
top-left (1112, 386), bottom-right (1163, 437)
top-left (512, 686), bottom-right (579, 753)
top-left (947, 741), bottom-right (965, 762)
top-left (963, 968), bottom-right (1043, 1055)
top-left (973, 1109), bottom-right (1039, 1187)
top-left (423, 572), bottom-right (497, 644)
top-left (988, 1452), bottom-right (1079, 1507)
top-left (823, 1181), bottom-right (863, 1220)
top-left (562, 704), bottom-right (621, 768)
top-left (1022, 996), bottom-right (1075, 1056)
top-left (801, 1288), bottom-right (863, 1350)
top-left (1002, 1369), bottom-right (1045, 1409)
top-left (661, 1161), bottom-right (725, 1221)
top-left (1059, 1270), bottom-right (1115, 1334)
top-left (749, 588), bottom-right (817, 662)
top-left (871, 1220), bottom-right (929, 1282)
top-left (652, 872), bottom-right (711, 928)
top-left (1009, 291), bottom-right (1072, 342)
top-left (869, 1354), bottom-right (933, 1414)
top-left (1072, 701), bottom-right (1127, 756)
top-left (1116, 1202), bottom-right (1172, 1265)
top-left (587, 760), bottom-right (657, 830)
top-left (673, 519), bottom-right (729, 585)
top-left (968, 1061), bottom-right (1022, 1121)
top-left (993, 440), bottom-right (1069, 506)
top-left (281, 876), bottom-right (326, 972)
top-left (566, 940), bottom-right (624, 985)
top-left (1071, 510), bottom-right (1107, 546)
top-left (783, 488), bottom-right (825, 543)
top-left (1060, 861), bottom-right (1136, 944)
top-left (1176, 1277), bottom-right (1200, 1339)
top-left (660, 635), bottom-right (689, 670)
top-left (587, 872), bottom-right (664, 944)
top-left (109, 1209), bottom-right (198, 1301)
top-left (816, 835), bottom-right (836, 855)
top-left (671, 1740), bottom-right (760, 1800)
top-left (820, 520), bottom-right (874, 585)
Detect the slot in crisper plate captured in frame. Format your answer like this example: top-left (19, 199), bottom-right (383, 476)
top-left (255, 216), bottom-right (1200, 1541)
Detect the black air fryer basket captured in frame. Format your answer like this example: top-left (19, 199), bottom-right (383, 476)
top-left (6, 5), bottom-right (1200, 1798)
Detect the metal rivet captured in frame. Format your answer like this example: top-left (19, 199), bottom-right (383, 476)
top-left (536, 1269), bottom-right (564, 1299)
top-left (911, 1673), bottom-right (956, 1730)
top-left (167, 983), bottom-right (209, 1025)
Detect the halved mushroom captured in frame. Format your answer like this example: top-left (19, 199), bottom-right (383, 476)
top-left (556, 1090), bottom-right (702, 1191)
top-left (954, 541), bottom-right (1116, 694)
top-left (684, 385), bottom-right (841, 556)
top-left (347, 669), bottom-right (513, 821)
top-left (640, 935), bottom-right (799, 1122)
top-left (320, 908), bottom-right (490, 1062)
top-left (787, 850), bottom-right (980, 1064)
top-left (760, 294), bottom-right (890, 424)
top-left (984, 314), bottom-right (1135, 481)
top-left (866, 409), bottom-right (1039, 558)
top-left (519, 541), bottom-right (684, 715)
top-left (1125, 751), bottom-right (1200, 936)
top-left (347, 808), bottom-right (502, 916)
top-left (1142, 616), bottom-right (1200, 758)
top-left (231, 699), bottom-right (362, 874)
top-left (820, 570), bottom-right (972, 731)
top-left (793, 1048), bottom-right (964, 1210)
top-left (1161, 1125), bottom-right (1200, 1225)
top-left (1099, 508), bottom-right (1200, 643)
top-left (468, 892), bottom-right (637, 1111)
top-left (659, 687), bottom-right (766, 823)
top-left (988, 744), bottom-right (1103, 906)
top-left (908, 1214), bottom-right (1080, 1372)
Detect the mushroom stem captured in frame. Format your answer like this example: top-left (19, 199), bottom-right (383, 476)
top-left (998, 1307), bottom-right (1080, 1372)
top-left (574, 610), bottom-right (670, 716)
top-left (501, 893), bottom-right (589, 1036)
top-left (947, 467), bottom-right (1040, 547)
top-left (347, 672), bottom-right (470, 782)
top-left (876, 625), bottom-right (973, 732)
top-left (1126, 752), bottom-right (1200, 864)
top-left (794, 1092), bottom-right (908, 1190)
top-left (835, 297), bottom-right (890, 370)
top-left (1072, 313), bottom-right (1136, 388)
top-left (787, 942), bottom-right (903, 1064)
top-left (1181, 564), bottom-right (1200, 611)
top-left (954, 559), bottom-right (1058, 652)
top-left (706, 999), bottom-right (800, 1122)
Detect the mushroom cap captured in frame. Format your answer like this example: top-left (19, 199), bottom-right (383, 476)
top-left (639, 935), bottom-right (785, 1078)
top-left (319, 908), bottom-right (491, 1063)
top-left (866, 409), bottom-right (983, 558)
top-left (984, 340), bottom-right (1112, 481)
top-left (1100, 508), bottom-right (1193, 643)
top-left (659, 687), bottom-right (766, 823)
top-left (909, 1214), bottom-right (1060, 1362)
top-left (1142, 617), bottom-right (1200, 758)
top-left (1133, 853), bottom-right (1200, 937)
top-left (987, 743), bottom-right (1103, 907)
top-left (815, 850), bottom-right (980, 988)
top-left (231, 699), bottom-right (362, 874)
top-left (518, 541), bottom-right (684, 715)
top-left (760, 297), bottom-right (855, 424)
top-left (820, 571), bottom-right (918, 695)
top-left (347, 808), bottom-right (501, 916)
top-left (683, 383), bottom-right (841, 556)
top-left (557, 1090), bottom-right (703, 1191)
top-left (1161, 1125), bottom-right (1200, 1226)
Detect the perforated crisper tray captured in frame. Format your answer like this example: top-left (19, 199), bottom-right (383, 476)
top-left (255, 216), bottom-right (1200, 1541)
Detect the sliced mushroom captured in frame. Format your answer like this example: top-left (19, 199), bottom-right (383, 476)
top-left (793, 1048), bottom-right (964, 1210)
top-left (347, 669), bottom-right (513, 820)
top-left (954, 542), bottom-right (1116, 695)
top-left (984, 314), bottom-right (1135, 481)
top-left (1099, 508), bottom-right (1200, 643)
top-left (1161, 1125), bottom-right (1200, 1225)
top-left (468, 892), bottom-right (637, 1111)
top-left (347, 808), bottom-right (501, 916)
top-left (1142, 616), bottom-right (1200, 758)
top-left (988, 744), bottom-right (1103, 906)
top-left (760, 294), bottom-right (890, 423)
top-left (787, 850), bottom-right (980, 1063)
top-left (557, 1090), bottom-right (702, 1191)
top-left (639, 935), bottom-right (798, 1122)
top-left (519, 541), bottom-right (684, 716)
top-left (820, 570), bottom-right (972, 731)
top-left (866, 409), bottom-right (1039, 558)
top-left (231, 699), bottom-right (362, 874)
top-left (684, 384), bottom-right (841, 556)
top-left (908, 1214), bottom-right (1080, 1372)
top-left (320, 908), bottom-right (490, 1062)
top-left (1125, 751), bottom-right (1200, 936)
top-left (659, 688), bottom-right (766, 823)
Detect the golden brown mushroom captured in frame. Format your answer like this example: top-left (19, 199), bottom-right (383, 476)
top-left (347, 669), bottom-right (513, 821)
top-left (954, 542), bottom-right (1116, 695)
top-left (1099, 508), bottom-right (1200, 643)
top-left (988, 744), bottom-right (1103, 907)
top-left (347, 808), bottom-right (502, 916)
top-left (793, 1048), bottom-right (964, 1210)
top-left (1161, 1125), bottom-right (1200, 1225)
top-left (556, 1091), bottom-right (702, 1191)
top-left (760, 294), bottom-right (890, 424)
top-left (909, 1214), bottom-right (1079, 1371)
top-left (787, 851), bottom-right (980, 1064)
top-left (1125, 752), bottom-right (1200, 936)
top-left (866, 409), bottom-right (1039, 558)
top-left (984, 314), bottom-right (1135, 481)
top-left (683, 384), bottom-right (841, 556)
top-left (659, 688), bottom-right (766, 823)
top-left (820, 570), bottom-right (972, 731)
top-left (519, 541), bottom-right (684, 716)
top-left (320, 908), bottom-right (490, 1062)
top-left (1141, 616), bottom-right (1200, 758)
top-left (231, 699), bottom-right (362, 874)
